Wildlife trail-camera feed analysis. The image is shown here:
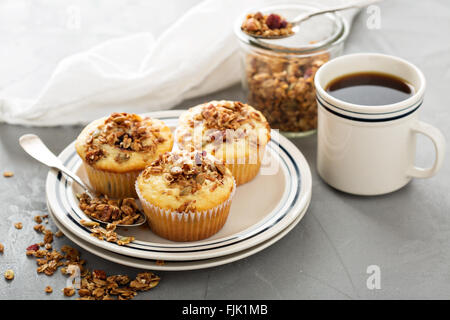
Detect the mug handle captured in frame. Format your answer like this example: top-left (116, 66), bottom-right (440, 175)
top-left (407, 120), bottom-right (446, 178)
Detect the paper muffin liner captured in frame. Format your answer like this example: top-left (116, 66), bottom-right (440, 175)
top-left (136, 180), bottom-right (236, 242)
top-left (224, 144), bottom-right (267, 186)
top-left (83, 162), bottom-right (141, 198)
top-left (225, 157), bottom-right (262, 186)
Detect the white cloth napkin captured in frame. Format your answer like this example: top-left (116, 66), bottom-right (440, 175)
top-left (0, 0), bottom-right (359, 126)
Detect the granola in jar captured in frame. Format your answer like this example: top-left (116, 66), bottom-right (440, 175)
top-left (235, 4), bottom-right (347, 135)
top-left (245, 52), bottom-right (329, 132)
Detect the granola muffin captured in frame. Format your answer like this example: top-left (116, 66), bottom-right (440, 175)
top-left (75, 112), bottom-right (173, 198)
top-left (136, 150), bottom-right (236, 242)
top-left (175, 101), bottom-right (270, 185)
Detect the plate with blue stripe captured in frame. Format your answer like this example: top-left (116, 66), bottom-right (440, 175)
top-left (46, 110), bottom-right (311, 261)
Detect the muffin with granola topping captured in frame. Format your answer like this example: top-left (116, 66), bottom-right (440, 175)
top-left (75, 112), bottom-right (173, 198)
top-left (136, 150), bottom-right (236, 242)
top-left (175, 101), bottom-right (270, 185)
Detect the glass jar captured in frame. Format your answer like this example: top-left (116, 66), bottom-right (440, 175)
top-left (235, 3), bottom-right (348, 137)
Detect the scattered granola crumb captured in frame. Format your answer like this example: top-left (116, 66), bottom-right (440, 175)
top-left (34, 216), bottom-right (43, 224)
top-left (43, 230), bottom-right (53, 244)
top-left (25, 210), bottom-right (159, 300)
top-left (55, 230), bottom-right (64, 238)
top-left (81, 219), bottom-right (135, 246)
top-left (4, 269), bottom-right (14, 280)
top-left (156, 260), bottom-right (165, 266)
top-left (0, 243), bottom-right (4, 254)
top-left (117, 236), bottom-right (135, 246)
top-left (14, 222), bottom-right (23, 230)
top-left (80, 220), bottom-right (99, 228)
top-left (3, 171), bottom-right (14, 178)
top-left (34, 224), bottom-right (45, 233)
top-left (63, 287), bottom-right (75, 297)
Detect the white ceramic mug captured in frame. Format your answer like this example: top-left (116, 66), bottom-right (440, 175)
top-left (314, 53), bottom-right (445, 195)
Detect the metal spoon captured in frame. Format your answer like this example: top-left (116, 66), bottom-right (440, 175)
top-left (19, 134), bottom-right (146, 227)
top-left (248, 0), bottom-right (382, 39)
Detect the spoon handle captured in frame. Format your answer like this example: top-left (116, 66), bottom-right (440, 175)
top-left (292, 0), bottom-right (382, 26)
top-left (19, 134), bottom-right (94, 194)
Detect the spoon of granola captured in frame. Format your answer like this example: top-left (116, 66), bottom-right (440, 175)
top-left (241, 0), bottom-right (382, 39)
top-left (19, 134), bottom-right (146, 227)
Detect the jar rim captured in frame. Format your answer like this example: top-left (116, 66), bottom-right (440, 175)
top-left (234, 3), bottom-right (349, 54)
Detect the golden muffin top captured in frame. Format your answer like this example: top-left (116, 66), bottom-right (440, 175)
top-left (75, 113), bottom-right (173, 173)
top-left (175, 101), bottom-right (270, 161)
top-left (137, 150), bottom-right (235, 212)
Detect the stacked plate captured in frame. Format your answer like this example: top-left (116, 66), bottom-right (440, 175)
top-left (46, 110), bottom-right (312, 271)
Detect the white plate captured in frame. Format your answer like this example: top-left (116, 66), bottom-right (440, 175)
top-left (48, 201), bottom-right (307, 271)
top-left (46, 110), bottom-right (311, 261)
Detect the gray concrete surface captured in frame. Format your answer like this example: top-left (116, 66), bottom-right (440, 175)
top-left (1, 0), bottom-right (450, 299)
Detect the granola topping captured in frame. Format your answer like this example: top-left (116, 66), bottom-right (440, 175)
top-left (77, 193), bottom-right (142, 225)
top-left (84, 113), bottom-right (166, 165)
top-left (197, 101), bottom-right (257, 131)
top-left (140, 150), bottom-right (232, 212)
top-left (242, 12), bottom-right (293, 37)
top-left (142, 151), bottom-right (228, 194)
top-left (177, 101), bottom-right (270, 155)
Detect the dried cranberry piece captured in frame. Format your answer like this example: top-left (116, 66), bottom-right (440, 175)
top-left (93, 269), bottom-right (107, 280)
top-left (304, 67), bottom-right (314, 79)
top-left (280, 19), bottom-right (288, 28)
top-left (266, 14), bottom-right (282, 29)
top-left (26, 244), bottom-right (39, 251)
